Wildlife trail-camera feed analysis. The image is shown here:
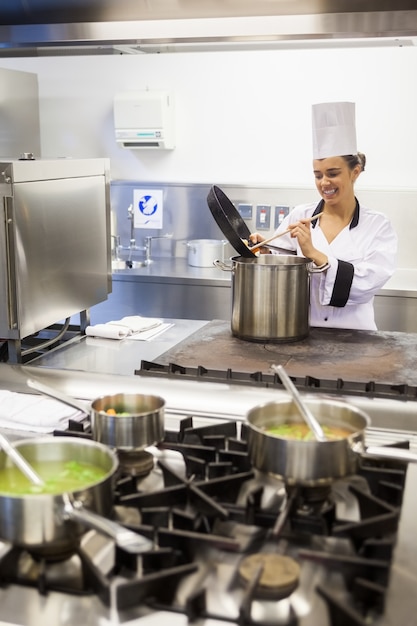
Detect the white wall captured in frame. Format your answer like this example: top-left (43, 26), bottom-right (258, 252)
top-left (0, 44), bottom-right (416, 188)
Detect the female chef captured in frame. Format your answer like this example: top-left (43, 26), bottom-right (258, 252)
top-left (250, 102), bottom-right (398, 331)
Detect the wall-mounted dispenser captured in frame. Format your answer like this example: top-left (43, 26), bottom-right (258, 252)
top-left (113, 90), bottom-right (175, 149)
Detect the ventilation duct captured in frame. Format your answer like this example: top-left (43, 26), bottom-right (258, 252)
top-left (0, 1), bottom-right (416, 56)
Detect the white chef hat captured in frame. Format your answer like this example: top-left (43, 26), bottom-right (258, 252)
top-left (312, 101), bottom-right (357, 160)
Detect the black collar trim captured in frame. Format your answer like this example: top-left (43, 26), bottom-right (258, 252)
top-left (312, 198), bottom-right (360, 230)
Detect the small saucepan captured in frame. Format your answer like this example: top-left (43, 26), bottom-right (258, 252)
top-left (0, 437), bottom-right (152, 555)
top-left (90, 392), bottom-right (165, 450)
top-left (246, 396), bottom-right (417, 486)
top-left (27, 379), bottom-right (165, 451)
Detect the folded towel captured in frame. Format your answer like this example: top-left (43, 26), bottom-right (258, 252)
top-left (85, 316), bottom-right (163, 340)
top-left (125, 322), bottom-right (173, 341)
top-left (108, 316), bottom-right (163, 333)
top-left (0, 391), bottom-right (86, 433)
top-left (85, 323), bottom-right (130, 340)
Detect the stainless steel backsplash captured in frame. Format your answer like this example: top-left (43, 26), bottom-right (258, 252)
top-left (110, 180), bottom-right (417, 268)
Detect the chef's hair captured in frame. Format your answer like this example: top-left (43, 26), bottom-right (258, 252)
top-left (343, 152), bottom-right (366, 172)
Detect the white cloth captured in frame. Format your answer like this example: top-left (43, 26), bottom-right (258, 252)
top-left (124, 322), bottom-right (174, 341)
top-left (85, 323), bottom-right (130, 339)
top-left (85, 316), bottom-right (163, 340)
top-left (270, 203), bottom-right (398, 331)
top-left (312, 102), bottom-right (357, 159)
top-left (108, 316), bottom-right (162, 333)
top-left (0, 391), bottom-right (86, 433)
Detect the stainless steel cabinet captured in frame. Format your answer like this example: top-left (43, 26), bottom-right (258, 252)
top-left (0, 158), bottom-right (111, 361)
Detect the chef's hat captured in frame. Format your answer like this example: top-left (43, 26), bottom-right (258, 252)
top-left (312, 101), bottom-right (357, 160)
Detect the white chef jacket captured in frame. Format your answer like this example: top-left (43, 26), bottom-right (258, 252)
top-left (271, 199), bottom-right (398, 331)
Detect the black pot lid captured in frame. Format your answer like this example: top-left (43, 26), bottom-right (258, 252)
top-left (207, 185), bottom-right (256, 258)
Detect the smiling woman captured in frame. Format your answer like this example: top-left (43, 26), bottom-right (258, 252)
top-left (249, 101), bottom-right (398, 332)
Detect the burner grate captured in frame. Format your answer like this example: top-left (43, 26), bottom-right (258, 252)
top-left (136, 360), bottom-right (417, 402)
top-left (40, 414), bottom-right (412, 623)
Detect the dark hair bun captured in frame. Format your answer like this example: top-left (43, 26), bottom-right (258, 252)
top-left (358, 152), bottom-right (366, 172)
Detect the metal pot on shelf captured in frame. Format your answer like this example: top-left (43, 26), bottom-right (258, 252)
top-left (214, 254), bottom-right (312, 342)
top-left (185, 238), bottom-right (227, 267)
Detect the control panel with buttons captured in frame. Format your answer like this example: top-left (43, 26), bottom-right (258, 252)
top-left (255, 204), bottom-right (271, 230)
top-left (274, 205), bottom-right (290, 229)
top-left (237, 203), bottom-right (253, 219)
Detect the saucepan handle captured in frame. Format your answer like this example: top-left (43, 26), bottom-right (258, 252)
top-left (364, 446), bottom-right (417, 463)
top-left (62, 495), bottom-right (153, 554)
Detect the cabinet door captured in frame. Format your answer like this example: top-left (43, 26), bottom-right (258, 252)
top-left (8, 175), bottom-right (109, 338)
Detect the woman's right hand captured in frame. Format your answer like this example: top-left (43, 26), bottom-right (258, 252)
top-left (249, 233), bottom-right (270, 254)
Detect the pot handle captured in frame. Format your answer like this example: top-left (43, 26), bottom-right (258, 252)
top-left (213, 259), bottom-right (233, 271)
top-left (62, 496), bottom-right (153, 554)
top-left (308, 261), bottom-right (331, 274)
top-left (364, 445), bottom-right (417, 464)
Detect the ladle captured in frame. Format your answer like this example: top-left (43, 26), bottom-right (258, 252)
top-left (27, 378), bottom-right (88, 414)
top-left (0, 432), bottom-right (45, 487)
top-left (274, 365), bottom-right (327, 442)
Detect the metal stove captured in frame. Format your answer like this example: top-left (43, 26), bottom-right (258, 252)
top-left (0, 400), bottom-right (416, 626)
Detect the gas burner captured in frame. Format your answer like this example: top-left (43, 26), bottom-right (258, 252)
top-left (27, 543), bottom-right (80, 563)
top-left (117, 449), bottom-right (155, 477)
top-left (238, 553), bottom-right (301, 600)
top-left (288, 484), bottom-right (332, 505)
top-left (0, 545), bottom-right (87, 595)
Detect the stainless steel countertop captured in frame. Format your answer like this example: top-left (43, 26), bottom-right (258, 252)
top-left (14, 319), bottom-right (417, 432)
top-left (112, 257), bottom-right (231, 287)
top-left (112, 258), bottom-right (417, 298)
top-left (29, 318), bottom-right (209, 377)
top-left (381, 268), bottom-right (417, 298)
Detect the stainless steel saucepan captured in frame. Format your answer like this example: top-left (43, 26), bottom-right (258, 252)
top-left (246, 396), bottom-right (417, 486)
top-left (0, 437), bottom-right (152, 554)
top-left (27, 379), bottom-right (165, 451)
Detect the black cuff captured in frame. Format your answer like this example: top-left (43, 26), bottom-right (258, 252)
top-left (329, 260), bottom-right (354, 307)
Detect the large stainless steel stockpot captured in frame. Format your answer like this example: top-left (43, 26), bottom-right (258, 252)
top-left (0, 437), bottom-right (152, 555)
top-left (246, 397), bottom-right (417, 486)
top-left (215, 255), bottom-right (311, 342)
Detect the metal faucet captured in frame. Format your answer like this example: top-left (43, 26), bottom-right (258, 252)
top-left (117, 205), bottom-right (173, 266)
top-left (122, 204), bottom-right (148, 265)
top-left (144, 234), bottom-right (173, 264)
top-left (128, 204), bottom-right (136, 250)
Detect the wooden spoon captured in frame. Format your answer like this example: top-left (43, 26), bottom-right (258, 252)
top-left (250, 211), bottom-right (324, 253)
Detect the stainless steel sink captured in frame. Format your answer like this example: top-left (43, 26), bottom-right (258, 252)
top-left (126, 260), bottom-right (149, 268)
top-left (112, 259), bottom-right (148, 270)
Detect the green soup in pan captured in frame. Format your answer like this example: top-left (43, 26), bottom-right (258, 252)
top-left (265, 422), bottom-right (353, 441)
top-left (0, 460), bottom-right (108, 495)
